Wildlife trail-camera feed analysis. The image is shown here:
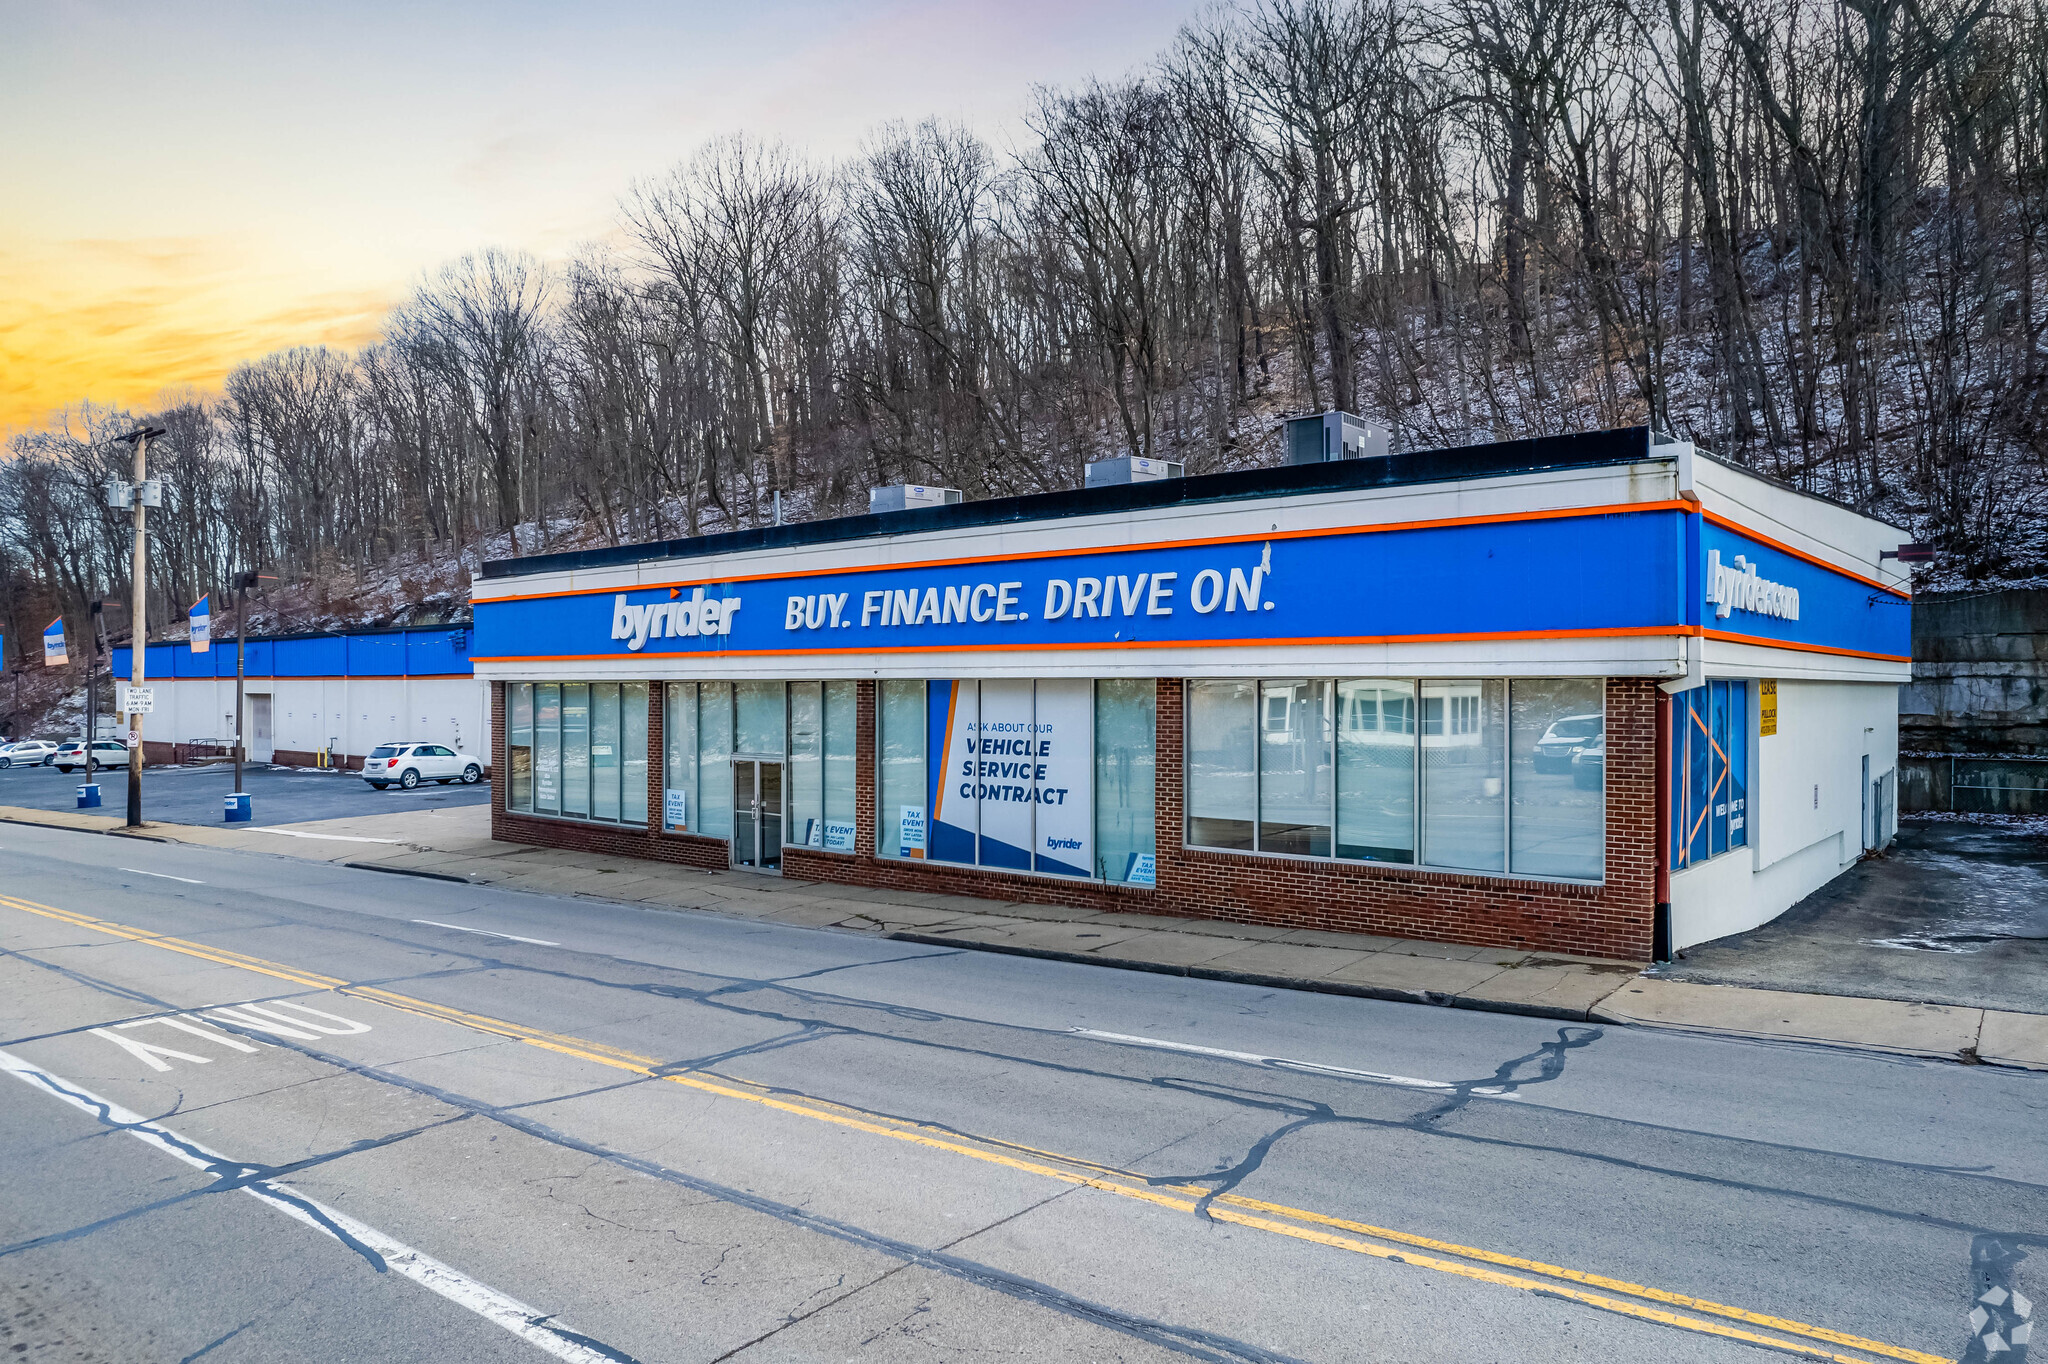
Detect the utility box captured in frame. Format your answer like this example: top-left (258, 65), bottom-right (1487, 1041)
top-left (1085, 456), bottom-right (1185, 488)
top-left (1285, 411), bottom-right (1389, 465)
top-left (868, 484), bottom-right (964, 514)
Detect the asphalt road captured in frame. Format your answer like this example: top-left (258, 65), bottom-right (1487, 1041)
top-left (0, 759), bottom-right (493, 827)
top-left (0, 823), bottom-right (2041, 1364)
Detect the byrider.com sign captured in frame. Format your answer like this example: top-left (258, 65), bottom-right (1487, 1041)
top-left (480, 509), bottom-right (1690, 662)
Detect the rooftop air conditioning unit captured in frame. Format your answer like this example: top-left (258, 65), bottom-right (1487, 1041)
top-left (1085, 456), bottom-right (1185, 488)
top-left (868, 484), bottom-right (964, 514)
top-left (1284, 411), bottom-right (1389, 465)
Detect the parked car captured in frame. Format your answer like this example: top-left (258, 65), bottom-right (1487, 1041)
top-left (53, 740), bottom-right (130, 774)
top-left (0, 740), bottom-right (58, 769)
top-left (363, 742), bottom-right (483, 790)
top-left (1532, 713), bottom-right (1604, 773)
top-left (1571, 733), bottom-right (1606, 789)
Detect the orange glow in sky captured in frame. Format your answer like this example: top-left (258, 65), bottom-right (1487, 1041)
top-left (1, 0), bottom-right (1199, 438)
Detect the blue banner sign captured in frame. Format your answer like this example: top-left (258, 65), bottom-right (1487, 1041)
top-left (474, 507), bottom-right (1909, 664)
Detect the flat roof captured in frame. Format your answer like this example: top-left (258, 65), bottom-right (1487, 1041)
top-left (482, 425), bottom-right (1660, 580)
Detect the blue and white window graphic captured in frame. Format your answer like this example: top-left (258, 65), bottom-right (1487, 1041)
top-left (1671, 680), bottom-right (1748, 870)
top-left (189, 595), bottom-right (211, 654)
top-left (41, 617), bottom-right (66, 667)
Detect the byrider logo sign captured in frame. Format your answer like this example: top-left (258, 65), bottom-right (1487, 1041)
top-left (1707, 550), bottom-right (1800, 622)
top-left (613, 587), bottom-right (742, 651)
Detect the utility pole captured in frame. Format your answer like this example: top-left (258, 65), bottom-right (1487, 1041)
top-left (232, 569), bottom-right (258, 801)
top-left (111, 427), bottom-right (164, 829)
top-left (85, 601), bottom-right (103, 789)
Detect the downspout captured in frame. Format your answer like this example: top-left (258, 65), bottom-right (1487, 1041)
top-left (1653, 689), bottom-right (1673, 964)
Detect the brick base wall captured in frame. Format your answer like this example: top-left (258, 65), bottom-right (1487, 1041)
top-left (490, 676), bottom-right (1661, 962)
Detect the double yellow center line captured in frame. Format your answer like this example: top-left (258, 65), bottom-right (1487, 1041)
top-left (0, 892), bottom-right (1943, 1364)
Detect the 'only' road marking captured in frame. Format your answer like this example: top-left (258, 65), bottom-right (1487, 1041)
top-left (0, 1046), bottom-right (632, 1364)
top-left (0, 892), bottom-right (1944, 1364)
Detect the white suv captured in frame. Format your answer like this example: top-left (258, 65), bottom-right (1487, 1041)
top-left (0, 740), bottom-right (58, 769)
top-left (363, 742), bottom-right (483, 791)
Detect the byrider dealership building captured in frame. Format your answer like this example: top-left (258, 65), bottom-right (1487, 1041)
top-left (471, 426), bottom-right (1912, 962)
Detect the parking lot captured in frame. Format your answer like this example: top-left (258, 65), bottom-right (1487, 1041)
top-left (0, 759), bottom-right (493, 828)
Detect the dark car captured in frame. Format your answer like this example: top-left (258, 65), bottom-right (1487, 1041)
top-left (1532, 713), bottom-right (1604, 773)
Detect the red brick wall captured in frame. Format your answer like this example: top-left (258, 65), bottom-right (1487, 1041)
top-left (493, 676), bottom-right (1660, 961)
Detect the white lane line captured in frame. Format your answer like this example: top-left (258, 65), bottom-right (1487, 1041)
top-left (413, 919), bottom-right (560, 947)
top-left (119, 868), bottom-right (205, 884)
top-left (0, 1047), bottom-right (624, 1364)
top-left (1070, 1029), bottom-right (1520, 1098)
top-left (247, 829), bottom-right (405, 844)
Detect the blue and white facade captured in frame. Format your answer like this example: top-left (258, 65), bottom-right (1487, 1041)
top-left (472, 429), bottom-right (1912, 958)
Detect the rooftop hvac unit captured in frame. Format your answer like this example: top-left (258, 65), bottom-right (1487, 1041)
top-left (1085, 456), bottom-right (1185, 488)
top-left (868, 484), bottom-right (964, 514)
top-left (1284, 411), bottom-right (1389, 465)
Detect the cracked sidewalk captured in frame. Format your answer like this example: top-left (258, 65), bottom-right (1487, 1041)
top-left (7, 801), bottom-right (2045, 1073)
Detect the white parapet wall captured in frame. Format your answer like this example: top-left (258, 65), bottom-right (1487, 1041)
top-left (144, 674), bottom-right (490, 768)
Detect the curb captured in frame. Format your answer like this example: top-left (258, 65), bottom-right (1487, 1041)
top-left (884, 931), bottom-right (1613, 1022)
top-left (343, 861), bottom-right (470, 884)
top-left (0, 815), bottom-right (168, 843)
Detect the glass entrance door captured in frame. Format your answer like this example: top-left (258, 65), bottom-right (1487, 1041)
top-left (731, 760), bottom-right (784, 871)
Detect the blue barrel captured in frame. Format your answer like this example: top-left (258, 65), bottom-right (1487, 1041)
top-left (224, 791), bottom-right (252, 823)
top-left (76, 784), bottom-right (101, 809)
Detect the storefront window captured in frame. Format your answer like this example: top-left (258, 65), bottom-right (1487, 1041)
top-left (1509, 679), bottom-right (1604, 879)
top-left (1186, 680), bottom-right (1256, 850)
top-left (1335, 679), bottom-right (1413, 862)
top-left (1185, 675), bottom-right (1597, 882)
top-left (1095, 680), bottom-right (1155, 883)
top-left (878, 680), bottom-right (926, 858)
top-left (789, 681), bottom-right (823, 849)
top-left (562, 683), bottom-right (590, 817)
top-left (622, 682), bottom-right (649, 825)
top-left (1672, 680), bottom-right (1747, 871)
top-left (664, 682), bottom-right (697, 831)
top-left (823, 680), bottom-right (857, 850)
top-left (1259, 680), bottom-right (1332, 857)
top-left (535, 683), bottom-right (561, 814)
top-left (514, 680), bottom-right (647, 827)
top-left (591, 683), bottom-right (620, 822)
top-left (508, 683), bottom-right (533, 812)
top-left (1421, 679), bottom-right (1505, 872)
top-left (698, 682), bottom-right (733, 842)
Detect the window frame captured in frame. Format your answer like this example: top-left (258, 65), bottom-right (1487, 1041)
top-left (505, 678), bottom-right (650, 830)
top-left (1182, 676), bottom-right (1608, 886)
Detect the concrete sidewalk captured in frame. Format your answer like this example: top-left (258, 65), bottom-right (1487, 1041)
top-left (8, 801), bottom-right (2045, 1072)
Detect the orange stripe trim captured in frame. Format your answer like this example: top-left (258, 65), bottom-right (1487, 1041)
top-left (473, 501), bottom-right (1696, 605)
top-left (1701, 509), bottom-right (1909, 599)
top-left (472, 624), bottom-right (1690, 664)
top-left (931, 683), bottom-right (960, 827)
top-left (142, 672), bottom-right (476, 682)
top-left (1701, 628), bottom-right (1909, 662)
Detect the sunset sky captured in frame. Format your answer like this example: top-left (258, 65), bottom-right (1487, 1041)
top-left (0, 0), bottom-right (1201, 437)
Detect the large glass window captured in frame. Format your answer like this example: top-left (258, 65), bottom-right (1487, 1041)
top-left (511, 680), bottom-right (647, 826)
top-left (1336, 679), bottom-right (1413, 862)
top-left (1096, 680), bottom-right (1155, 883)
top-left (1187, 676), bottom-right (1600, 882)
top-left (622, 682), bottom-right (649, 825)
top-left (789, 681), bottom-right (823, 849)
top-left (823, 681), bottom-right (857, 851)
top-left (1421, 679), bottom-right (1505, 872)
top-left (878, 680), bottom-right (926, 859)
top-left (535, 684), bottom-right (561, 814)
top-left (591, 683), bottom-right (621, 822)
top-left (1186, 680), bottom-right (1256, 850)
top-left (736, 680), bottom-right (785, 756)
top-left (664, 682), bottom-right (697, 831)
top-left (699, 682), bottom-right (734, 841)
top-left (1259, 680), bottom-right (1332, 856)
top-left (1509, 679), bottom-right (1604, 879)
top-left (1672, 679), bottom-right (1749, 871)
top-left (508, 683), bottom-right (534, 812)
